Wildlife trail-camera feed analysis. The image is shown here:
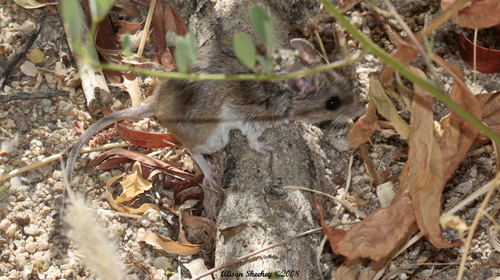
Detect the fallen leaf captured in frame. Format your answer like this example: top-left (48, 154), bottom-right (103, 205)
top-left (179, 210), bottom-right (216, 245)
top-left (116, 161), bottom-right (152, 203)
top-left (442, 0), bottom-right (500, 29)
top-left (13, 0), bottom-right (55, 9)
top-left (348, 115), bottom-right (379, 148)
top-left (434, 58), bottom-right (480, 179)
top-left (106, 175), bottom-right (160, 215)
top-left (406, 66), bottom-right (460, 248)
top-left (20, 60), bottom-right (38, 77)
top-left (136, 231), bottom-right (202, 256)
top-left (84, 148), bottom-right (192, 180)
top-left (116, 122), bottom-right (181, 148)
top-left (122, 74), bottom-right (142, 107)
top-left (174, 179), bottom-right (204, 205)
top-left (367, 74), bottom-right (410, 138)
top-left (473, 91), bottom-right (500, 145)
top-left (26, 49), bottom-right (45, 63)
top-left (334, 189), bottom-right (416, 261)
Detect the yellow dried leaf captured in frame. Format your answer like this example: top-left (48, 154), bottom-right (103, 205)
top-left (136, 231), bottom-right (202, 256)
top-left (116, 161), bottom-right (152, 203)
top-left (106, 175), bottom-right (159, 215)
top-left (27, 49), bottom-right (45, 63)
top-left (368, 74), bottom-right (410, 138)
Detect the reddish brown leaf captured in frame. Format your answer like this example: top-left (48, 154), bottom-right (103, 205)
top-left (81, 0), bottom-right (123, 84)
top-left (311, 195), bottom-right (346, 251)
top-left (163, 4), bottom-right (188, 36)
top-left (114, 0), bottom-right (140, 18)
top-left (348, 115), bottom-right (379, 147)
top-left (333, 189), bottom-right (416, 261)
top-left (116, 122), bottom-right (180, 148)
top-left (473, 91), bottom-right (500, 145)
top-left (406, 66), bottom-right (461, 248)
top-left (458, 28), bottom-right (500, 74)
top-left (174, 178), bottom-right (204, 205)
top-left (442, 0), bottom-right (500, 29)
top-left (84, 148), bottom-right (192, 180)
top-left (116, 20), bottom-right (142, 36)
top-left (434, 58), bottom-right (481, 179)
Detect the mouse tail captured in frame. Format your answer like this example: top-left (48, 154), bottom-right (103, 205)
top-left (65, 104), bottom-right (155, 185)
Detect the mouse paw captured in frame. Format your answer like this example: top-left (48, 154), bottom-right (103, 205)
top-left (190, 153), bottom-right (217, 188)
top-left (249, 139), bottom-right (274, 155)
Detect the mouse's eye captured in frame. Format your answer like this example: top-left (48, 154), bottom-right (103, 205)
top-left (325, 96), bottom-right (341, 111)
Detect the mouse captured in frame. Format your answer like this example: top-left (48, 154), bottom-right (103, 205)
top-left (65, 38), bottom-right (364, 188)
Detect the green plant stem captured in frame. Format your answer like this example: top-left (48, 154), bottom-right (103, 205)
top-left (93, 50), bottom-right (365, 81)
top-left (318, 0), bottom-right (500, 146)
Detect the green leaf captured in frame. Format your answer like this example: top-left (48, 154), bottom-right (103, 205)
top-left (256, 55), bottom-right (273, 74)
top-left (174, 24), bottom-right (198, 73)
top-left (233, 33), bottom-right (256, 70)
top-left (250, 5), bottom-right (268, 43)
top-left (89, 0), bottom-right (116, 23)
top-left (61, 0), bottom-right (83, 44)
top-left (121, 33), bottom-right (132, 59)
top-left (249, 5), bottom-right (275, 50)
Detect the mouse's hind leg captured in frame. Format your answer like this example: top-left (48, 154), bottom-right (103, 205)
top-left (190, 153), bottom-right (217, 188)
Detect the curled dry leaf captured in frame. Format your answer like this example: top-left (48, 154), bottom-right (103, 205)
top-left (473, 91), bottom-right (500, 145)
top-left (458, 29), bottom-right (500, 74)
top-left (406, 66), bottom-right (459, 248)
top-left (136, 231), bottom-right (203, 256)
top-left (115, 161), bottom-right (152, 203)
top-left (179, 210), bottom-right (216, 245)
top-left (434, 58), bottom-right (480, 180)
top-left (441, 0), bottom-right (500, 29)
top-left (84, 148), bottom-right (192, 180)
top-left (106, 175), bottom-right (160, 215)
top-left (116, 122), bottom-right (181, 148)
top-left (333, 189), bottom-right (416, 261)
top-left (367, 74), bottom-right (410, 138)
top-left (440, 213), bottom-right (469, 242)
top-left (348, 115), bottom-right (379, 148)
top-left (174, 178), bottom-right (204, 205)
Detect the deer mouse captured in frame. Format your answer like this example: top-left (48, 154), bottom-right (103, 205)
top-left (65, 38), bottom-right (364, 188)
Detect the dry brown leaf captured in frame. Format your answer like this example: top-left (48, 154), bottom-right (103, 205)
top-left (434, 58), bottom-right (480, 179)
top-left (367, 74), bottom-right (410, 138)
top-left (84, 148), bottom-right (192, 180)
top-left (116, 161), bottom-right (152, 203)
top-left (122, 74), bottom-right (142, 108)
top-left (136, 231), bottom-right (203, 256)
top-left (406, 66), bottom-right (461, 248)
top-left (442, 0), bottom-right (500, 28)
top-left (348, 115), bottom-right (379, 147)
top-left (106, 175), bottom-right (160, 215)
top-left (26, 49), bottom-right (45, 63)
top-left (473, 91), bottom-right (500, 145)
top-left (178, 210), bottom-right (216, 245)
top-left (333, 189), bottom-right (416, 261)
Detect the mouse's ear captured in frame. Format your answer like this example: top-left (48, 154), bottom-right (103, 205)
top-left (288, 64), bottom-right (315, 99)
top-left (290, 38), bottom-right (325, 65)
